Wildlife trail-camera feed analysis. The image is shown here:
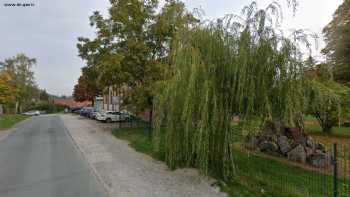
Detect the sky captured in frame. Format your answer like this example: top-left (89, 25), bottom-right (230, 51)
top-left (0, 0), bottom-right (343, 96)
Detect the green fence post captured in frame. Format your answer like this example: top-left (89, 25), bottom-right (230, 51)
top-left (332, 143), bottom-right (338, 197)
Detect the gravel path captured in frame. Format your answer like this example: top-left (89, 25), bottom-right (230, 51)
top-left (61, 114), bottom-right (227, 197)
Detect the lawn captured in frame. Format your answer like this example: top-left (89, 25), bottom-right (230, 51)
top-left (112, 127), bottom-right (350, 197)
top-left (305, 124), bottom-right (350, 138)
top-left (112, 127), bottom-right (165, 161)
top-left (0, 114), bottom-right (28, 130)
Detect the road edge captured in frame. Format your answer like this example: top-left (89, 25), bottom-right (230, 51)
top-left (59, 115), bottom-right (113, 197)
top-left (0, 116), bottom-right (32, 142)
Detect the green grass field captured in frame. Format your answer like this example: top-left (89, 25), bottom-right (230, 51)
top-left (305, 124), bottom-right (350, 138)
top-left (0, 114), bottom-right (28, 130)
top-left (112, 127), bottom-right (350, 197)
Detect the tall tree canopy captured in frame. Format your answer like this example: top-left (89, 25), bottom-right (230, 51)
top-left (73, 67), bottom-right (101, 102)
top-left (0, 71), bottom-right (18, 105)
top-left (76, 0), bottom-right (197, 112)
top-left (307, 64), bottom-right (350, 133)
top-left (0, 54), bottom-right (38, 112)
top-left (322, 0), bottom-right (350, 85)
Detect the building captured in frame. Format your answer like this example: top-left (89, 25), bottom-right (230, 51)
top-left (101, 85), bottom-right (150, 121)
top-left (94, 96), bottom-right (103, 111)
top-left (53, 98), bottom-right (91, 108)
top-left (102, 85), bottom-right (129, 112)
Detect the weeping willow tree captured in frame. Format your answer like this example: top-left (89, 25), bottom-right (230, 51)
top-left (153, 1), bottom-right (310, 179)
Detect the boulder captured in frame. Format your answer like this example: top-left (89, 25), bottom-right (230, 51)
top-left (315, 143), bottom-right (326, 153)
top-left (305, 147), bottom-right (314, 158)
top-left (285, 127), bottom-right (302, 141)
top-left (306, 136), bottom-right (314, 148)
top-left (277, 135), bottom-right (291, 155)
top-left (296, 135), bottom-right (307, 147)
top-left (259, 141), bottom-right (278, 155)
top-left (309, 153), bottom-right (332, 168)
top-left (287, 145), bottom-right (306, 163)
top-left (245, 122), bottom-right (332, 168)
top-left (261, 122), bottom-right (277, 138)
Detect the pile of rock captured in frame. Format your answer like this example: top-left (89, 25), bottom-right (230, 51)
top-left (245, 121), bottom-right (332, 168)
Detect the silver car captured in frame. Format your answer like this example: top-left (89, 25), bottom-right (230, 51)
top-left (22, 110), bottom-right (40, 116)
top-left (96, 111), bottom-right (124, 123)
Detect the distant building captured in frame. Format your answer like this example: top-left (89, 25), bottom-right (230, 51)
top-left (94, 96), bottom-right (103, 111)
top-left (53, 98), bottom-right (91, 108)
top-left (102, 85), bottom-right (129, 112)
top-left (101, 85), bottom-right (150, 121)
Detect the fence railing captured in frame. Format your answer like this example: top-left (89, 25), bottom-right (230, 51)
top-left (232, 142), bottom-right (350, 197)
top-left (114, 120), bottom-right (349, 197)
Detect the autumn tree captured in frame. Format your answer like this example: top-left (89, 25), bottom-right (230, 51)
top-left (0, 54), bottom-right (38, 113)
top-left (0, 71), bottom-right (18, 114)
top-left (73, 67), bottom-right (101, 102)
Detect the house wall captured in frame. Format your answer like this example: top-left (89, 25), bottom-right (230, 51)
top-left (102, 86), bottom-right (121, 112)
top-left (101, 85), bottom-right (150, 121)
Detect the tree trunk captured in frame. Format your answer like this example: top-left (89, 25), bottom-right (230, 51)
top-left (0, 104), bottom-right (3, 115)
top-left (321, 123), bottom-right (333, 133)
top-left (148, 106), bottom-right (153, 139)
top-left (148, 97), bottom-right (153, 139)
top-left (15, 102), bottom-right (19, 114)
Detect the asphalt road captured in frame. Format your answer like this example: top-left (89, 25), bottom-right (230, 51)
top-left (0, 115), bottom-right (108, 197)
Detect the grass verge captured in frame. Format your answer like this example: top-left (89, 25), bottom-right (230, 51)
top-left (112, 127), bottom-right (164, 161)
top-left (0, 114), bottom-right (28, 130)
top-left (112, 127), bottom-right (348, 197)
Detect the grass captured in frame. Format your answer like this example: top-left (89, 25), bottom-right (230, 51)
top-left (0, 114), bottom-right (28, 130)
top-left (112, 127), bottom-right (350, 197)
top-left (112, 127), bottom-right (165, 161)
top-left (305, 124), bottom-right (350, 138)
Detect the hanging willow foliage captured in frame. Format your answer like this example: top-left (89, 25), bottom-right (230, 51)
top-left (153, 1), bottom-right (309, 179)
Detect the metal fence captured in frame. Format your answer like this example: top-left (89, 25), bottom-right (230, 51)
top-left (115, 120), bottom-right (349, 197)
top-left (232, 142), bottom-right (350, 197)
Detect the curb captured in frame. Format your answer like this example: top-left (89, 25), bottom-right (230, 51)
top-left (60, 115), bottom-right (113, 197)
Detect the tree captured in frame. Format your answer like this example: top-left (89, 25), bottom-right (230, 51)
top-left (0, 71), bottom-right (18, 113)
top-left (39, 89), bottom-right (50, 102)
top-left (307, 64), bottom-right (350, 133)
top-left (73, 74), bottom-right (95, 102)
top-left (0, 54), bottom-right (38, 113)
top-left (77, 0), bottom-right (197, 114)
top-left (322, 0), bottom-right (350, 86)
top-left (153, 1), bottom-right (305, 179)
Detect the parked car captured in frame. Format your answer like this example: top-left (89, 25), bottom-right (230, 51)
top-left (89, 109), bottom-right (100, 119)
top-left (70, 107), bottom-right (82, 113)
top-left (79, 107), bottom-right (94, 117)
top-left (22, 110), bottom-right (40, 116)
top-left (96, 111), bottom-right (124, 123)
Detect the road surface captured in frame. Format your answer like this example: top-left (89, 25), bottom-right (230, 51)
top-left (0, 115), bottom-right (108, 197)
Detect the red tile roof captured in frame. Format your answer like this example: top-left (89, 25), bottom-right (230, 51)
top-left (53, 98), bottom-right (91, 107)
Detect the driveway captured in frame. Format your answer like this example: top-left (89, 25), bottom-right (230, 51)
top-left (61, 114), bottom-right (227, 197)
top-left (0, 115), bottom-right (108, 197)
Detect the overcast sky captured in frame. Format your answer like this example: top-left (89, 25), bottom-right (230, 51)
top-left (0, 0), bottom-right (343, 96)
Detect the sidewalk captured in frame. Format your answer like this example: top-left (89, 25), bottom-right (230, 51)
top-left (60, 114), bottom-right (226, 197)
